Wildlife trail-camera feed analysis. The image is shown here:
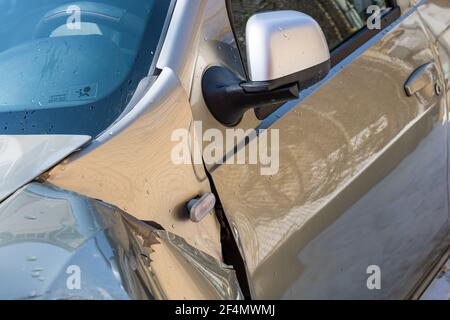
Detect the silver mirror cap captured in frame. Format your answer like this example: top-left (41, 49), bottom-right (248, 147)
top-left (246, 10), bottom-right (330, 82)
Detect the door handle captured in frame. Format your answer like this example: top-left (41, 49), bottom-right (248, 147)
top-left (404, 61), bottom-right (439, 97)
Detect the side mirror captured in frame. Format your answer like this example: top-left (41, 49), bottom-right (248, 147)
top-left (203, 10), bottom-right (330, 126)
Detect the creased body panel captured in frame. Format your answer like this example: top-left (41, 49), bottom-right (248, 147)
top-left (46, 68), bottom-right (222, 261)
top-left (0, 183), bottom-right (241, 300)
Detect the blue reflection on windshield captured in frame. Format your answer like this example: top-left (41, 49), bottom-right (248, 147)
top-left (0, 0), bottom-right (171, 136)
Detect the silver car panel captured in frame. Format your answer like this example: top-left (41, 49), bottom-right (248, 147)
top-left (191, 1), bottom-right (450, 299)
top-left (0, 135), bottom-right (90, 202)
top-left (47, 67), bottom-right (223, 262)
top-left (0, 182), bottom-right (242, 300)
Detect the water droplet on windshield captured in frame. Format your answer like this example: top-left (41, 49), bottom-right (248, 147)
top-left (31, 271), bottom-right (40, 278)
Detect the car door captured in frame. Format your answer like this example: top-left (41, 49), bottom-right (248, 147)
top-left (191, 0), bottom-right (449, 299)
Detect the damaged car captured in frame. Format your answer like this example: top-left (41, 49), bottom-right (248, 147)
top-left (0, 0), bottom-right (449, 300)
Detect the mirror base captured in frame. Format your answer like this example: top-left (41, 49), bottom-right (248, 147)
top-left (202, 66), bottom-right (300, 126)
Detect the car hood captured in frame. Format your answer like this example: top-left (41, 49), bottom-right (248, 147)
top-left (0, 135), bottom-right (91, 202)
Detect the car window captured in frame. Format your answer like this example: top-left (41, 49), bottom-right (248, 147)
top-left (229, 0), bottom-right (393, 69)
top-left (0, 0), bottom-right (172, 136)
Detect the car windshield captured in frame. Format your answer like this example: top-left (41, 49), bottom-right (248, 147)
top-left (0, 0), bottom-right (171, 136)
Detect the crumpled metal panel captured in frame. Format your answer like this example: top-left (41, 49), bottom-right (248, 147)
top-left (46, 67), bottom-right (222, 262)
top-left (0, 183), bottom-right (242, 300)
top-left (0, 135), bottom-right (91, 203)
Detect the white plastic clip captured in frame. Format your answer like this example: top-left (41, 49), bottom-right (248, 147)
top-left (187, 193), bottom-right (216, 223)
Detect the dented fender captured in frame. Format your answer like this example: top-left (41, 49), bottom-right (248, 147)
top-left (0, 182), bottom-right (242, 300)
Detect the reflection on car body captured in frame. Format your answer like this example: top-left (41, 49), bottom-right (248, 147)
top-left (0, 0), bottom-right (449, 300)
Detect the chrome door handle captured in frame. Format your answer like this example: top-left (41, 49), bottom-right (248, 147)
top-left (404, 61), bottom-right (439, 97)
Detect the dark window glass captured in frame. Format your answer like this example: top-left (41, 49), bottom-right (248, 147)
top-left (230, 0), bottom-right (390, 67)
